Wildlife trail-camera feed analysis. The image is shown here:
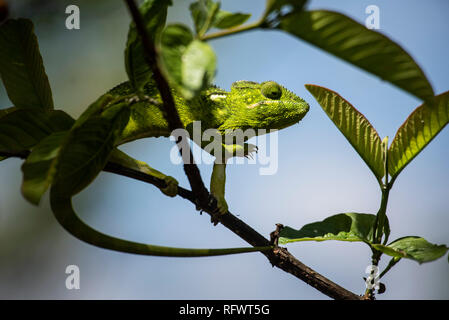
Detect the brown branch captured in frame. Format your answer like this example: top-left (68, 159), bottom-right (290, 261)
top-left (2, 149), bottom-right (362, 299)
top-left (104, 160), bottom-right (362, 300)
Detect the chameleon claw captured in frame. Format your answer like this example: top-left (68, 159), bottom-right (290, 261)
top-left (210, 213), bottom-right (220, 226)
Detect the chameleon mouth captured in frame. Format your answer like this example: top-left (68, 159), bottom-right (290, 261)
top-left (245, 100), bottom-right (309, 129)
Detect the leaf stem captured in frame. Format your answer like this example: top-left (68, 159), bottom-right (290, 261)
top-left (200, 20), bottom-right (261, 41)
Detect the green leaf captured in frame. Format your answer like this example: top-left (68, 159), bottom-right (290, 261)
top-left (160, 24), bottom-right (193, 88)
top-left (388, 91), bottom-right (449, 179)
top-left (48, 110), bottom-right (76, 131)
top-left (0, 108), bottom-right (73, 154)
top-left (17, 93), bottom-right (128, 205)
top-left (55, 103), bottom-right (130, 196)
top-left (372, 237), bottom-right (448, 264)
top-left (160, 24), bottom-right (216, 99)
top-left (0, 107), bottom-right (18, 161)
top-left (281, 11), bottom-right (434, 102)
top-left (124, 0), bottom-right (170, 91)
top-left (189, 0), bottom-right (220, 37)
top-left (0, 19), bottom-right (53, 110)
top-left (279, 213), bottom-right (381, 245)
top-left (213, 11), bottom-right (251, 29)
top-left (306, 84), bottom-right (385, 180)
top-left (21, 131), bottom-right (67, 205)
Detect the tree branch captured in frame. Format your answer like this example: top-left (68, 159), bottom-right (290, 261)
top-left (104, 160), bottom-right (362, 300)
top-left (1, 149), bottom-right (362, 299)
top-left (1, 0), bottom-right (363, 300)
top-left (123, 0), bottom-right (210, 206)
top-left (120, 0), bottom-right (362, 300)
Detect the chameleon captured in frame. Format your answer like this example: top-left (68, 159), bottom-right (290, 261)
top-left (49, 79), bottom-right (309, 256)
top-left (108, 79), bottom-right (310, 213)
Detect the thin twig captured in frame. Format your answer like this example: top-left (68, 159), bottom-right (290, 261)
top-left (119, 0), bottom-right (363, 300)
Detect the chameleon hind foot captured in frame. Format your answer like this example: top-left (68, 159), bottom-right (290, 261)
top-left (211, 193), bottom-right (229, 215)
top-left (209, 194), bottom-right (229, 225)
top-left (160, 176), bottom-right (178, 197)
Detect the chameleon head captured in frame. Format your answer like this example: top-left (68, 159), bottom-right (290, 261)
top-left (221, 80), bottom-right (309, 132)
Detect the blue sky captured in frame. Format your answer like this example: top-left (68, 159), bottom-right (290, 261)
top-left (0, 0), bottom-right (448, 299)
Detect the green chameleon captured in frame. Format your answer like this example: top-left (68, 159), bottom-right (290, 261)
top-left (50, 79), bottom-right (309, 256)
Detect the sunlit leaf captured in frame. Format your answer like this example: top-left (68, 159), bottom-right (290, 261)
top-left (388, 91), bottom-right (449, 178)
top-left (181, 40), bottom-right (216, 99)
top-left (281, 11), bottom-right (434, 102)
top-left (279, 212), bottom-right (385, 245)
top-left (160, 24), bottom-right (216, 99)
top-left (372, 237), bottom-right (448, 264)
top-left (18, 94), bottom-right (129, 205)
top-left (306, 84), bottom-right (385, 180)
top-left (0, 19), bottom-right (53, 109)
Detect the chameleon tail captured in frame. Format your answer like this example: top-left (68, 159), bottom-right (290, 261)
top-left (49, 187), bottom-right (271, 257)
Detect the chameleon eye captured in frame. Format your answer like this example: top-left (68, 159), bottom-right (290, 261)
top-left (261, 81), bottom-right (282, 100)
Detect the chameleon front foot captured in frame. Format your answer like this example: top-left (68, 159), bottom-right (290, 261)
top-left (211, 193), bottom-right (229, 215)
top-left (160, 176), bottom-right (179, 197)
top-left (193, 193), bottom-right (227, 225)
top-left (194, 193), bottom-right (228, 214)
